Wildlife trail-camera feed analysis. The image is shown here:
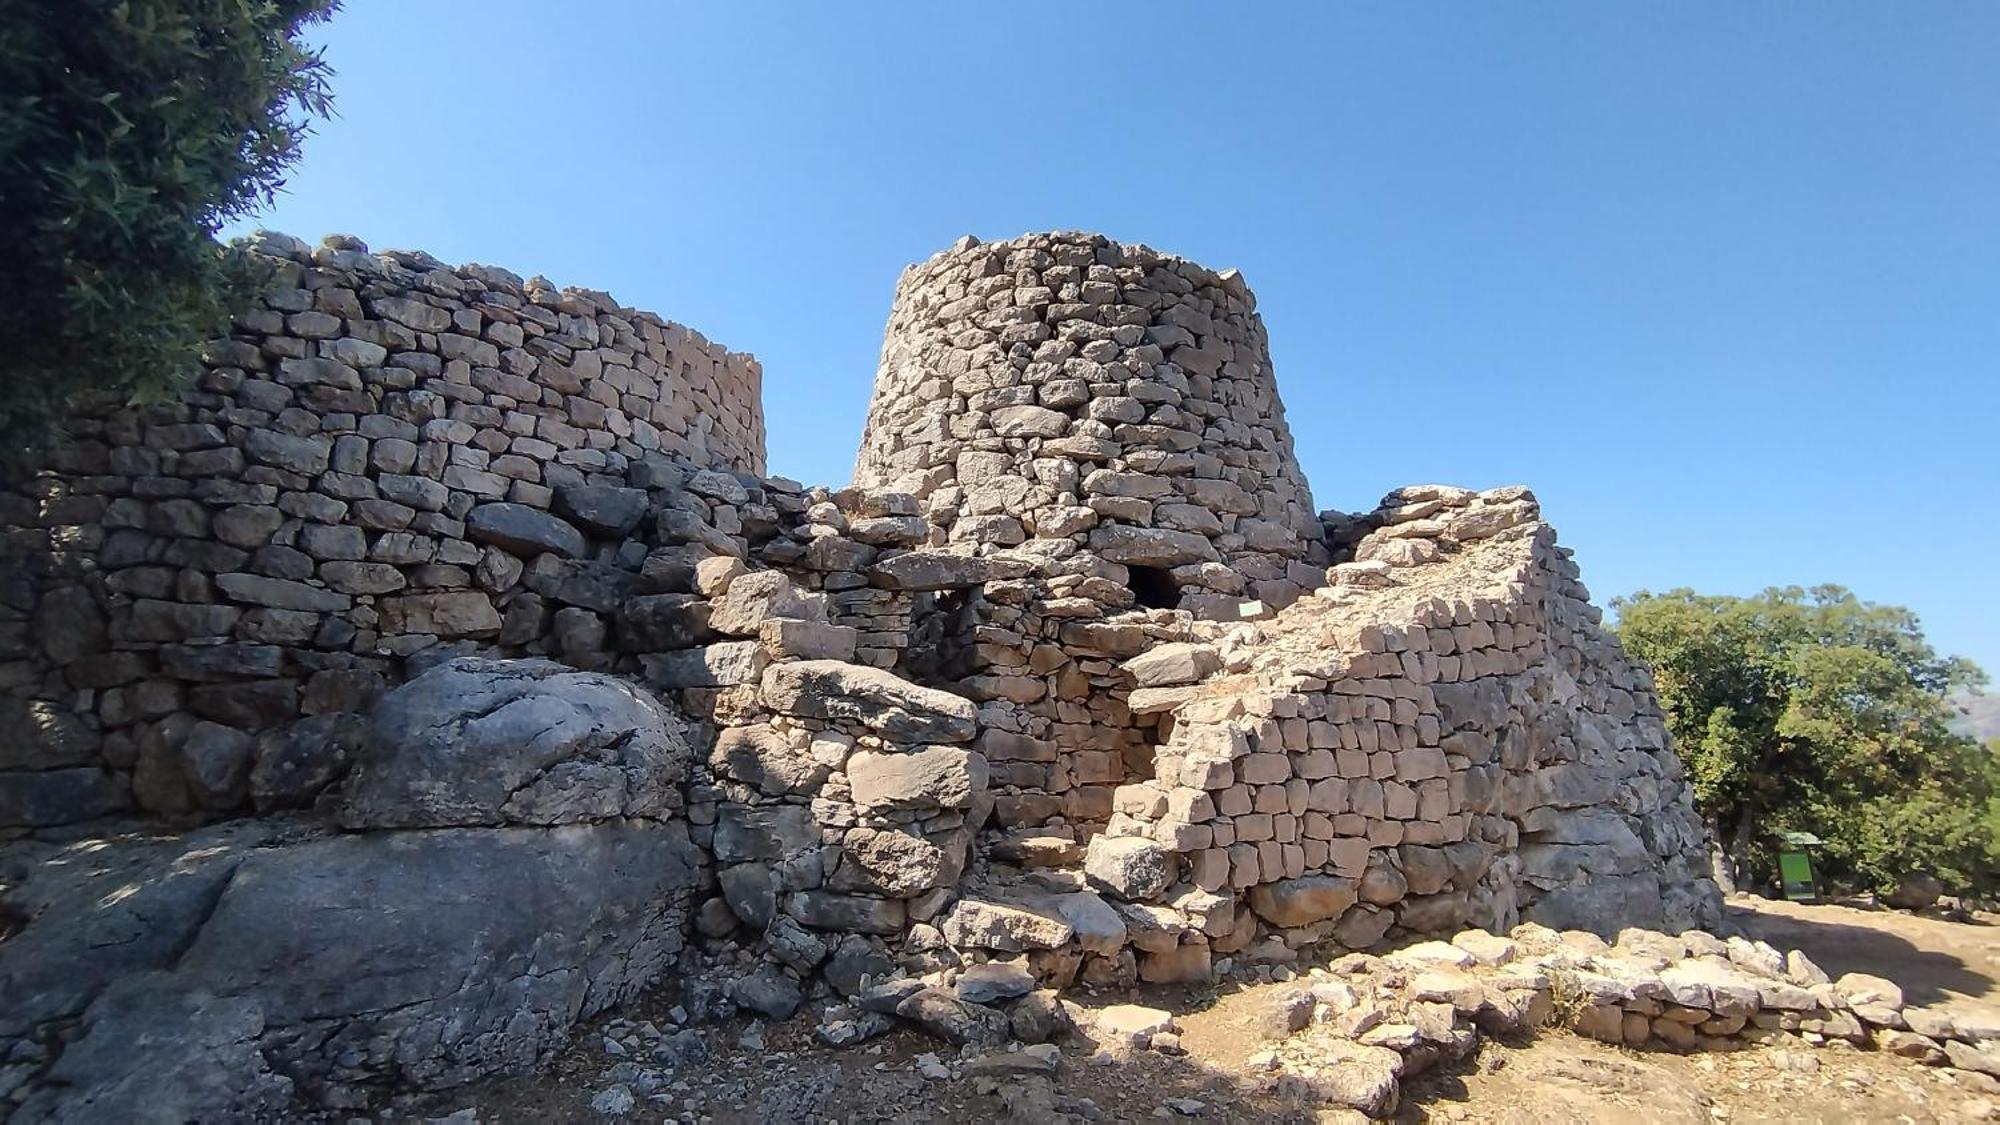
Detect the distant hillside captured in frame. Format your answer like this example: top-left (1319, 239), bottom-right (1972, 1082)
top-left (1949, 691), bottom-right (2000, 743)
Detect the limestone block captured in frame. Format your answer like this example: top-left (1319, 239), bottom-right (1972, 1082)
top-left (760, 660), bottom-right (976, 742)
top-left (846, 744), bottom-right (983, 815)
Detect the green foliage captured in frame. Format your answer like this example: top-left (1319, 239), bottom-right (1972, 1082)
top-left (1612, 585), bottom-right (1995, 895)
top-left (0, 0), bottom-right (336, 449)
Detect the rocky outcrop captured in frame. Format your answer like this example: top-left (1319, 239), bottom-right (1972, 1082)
top-left (339, 657), bottom-right (693, 828)
top-left (0, 658), bottom-right (704, 1119)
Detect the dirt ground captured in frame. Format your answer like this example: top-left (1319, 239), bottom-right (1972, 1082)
top-left (1732, 896), bottom-right (2000, 1025)
top-left (402, 896), bottom-right (2000, 1124)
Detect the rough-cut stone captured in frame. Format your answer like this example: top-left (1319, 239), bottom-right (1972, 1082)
top-left (1083, 835), bottom-right (1176, 901)
top-left (250, 712), bottom-right (363, 811)
top-left (180, 722), bottom-right (255, 810)
top-left (710, 723), bottom-right (828, 797)
top-left (0, 699), bottom-right (102, 771)
top-left (846, 746), bottom-right (985, 812)
top-left (839, 826), bottom-right (955, 896)
top-left (376, 591), bottom-right (502, 638)
top-left (955, 960), bottom-right (1037, 1004)
top-left (706, 570), bottom-right (820, 636)
top-left (868, 551), bottom-right (993, 591)
top-left (1249, 875), bottom-right (1359, 927)
top-left (760, 660), bottom-right (976, 742)
top-left (942, 898), bottom-right (1074, 952)
top-left (0, 767), bottom-right (129, 828)
top-left (555, 485), bottom-right (649, 538)
top-left (466, 503), bottom-right (588, 559)
top-left (1122, 643), bottom-right (1220, 688)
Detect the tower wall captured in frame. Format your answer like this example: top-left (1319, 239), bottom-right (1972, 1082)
top-left (854, 232), bottom-right (1324, 613)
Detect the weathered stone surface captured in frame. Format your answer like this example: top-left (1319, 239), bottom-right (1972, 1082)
top-left (1084, 835), bottom-right (1176, 901)
top-left (250, 712), bottom-right (363, 811)
top-left (706, 570), bottom-right (819, 636)
top-left (1249, 875), bottom-right (1359, 927)
top-left (785, 891), bottom-right (906, 935)
top-left (1317, 1041), bottom-right (1403, 1116)
top-left (618, 594), bottom-right (714, 651)
top-left (180, 721), bottom-right (255, 810)
top-left (942, 897), bottom-right (1074, 952)
top-left (641, 641), bottom-right (766, 689)
top-left (760, 660), bottom-right (977, 742)
top-left (0, 699), bottom-right (102, 771)
top-left (1087, 525), bottom-right (1217, 567)
top-left (837, 826), bottom-right (955, 896)
top-left (0, 767), bottom-right (129, 828)
top-left (713, 803), bottom-right (818, 864)
top-left (710, 723), bottom-right (829, 797)
top-left (868, 551), bottom-right (993, 591)
top-left (846, 746), bottom-right (985, 812)
top-left (376, 591), bottom-right (502, 638)
top-left (758, 618), bottom-right (858, 662)
top-left (1121, 642), bottom-right (1220, 688)
top-left (340, 658), bottom-right (692, 828)
top-left (956, 960), bottom-right (1037, 1004)
top-left (894, 987), bottom-right (1011, 1045)
top-left (215, 573), bottom-right (349, 612)
top-left (1091, 1004), bottom-right (1176, 1049)
top-left (1, 818), bottom-right (702, 1117)
top-left (466, 503), bottom-right (588, 559)
top-left (555, 485), bottom-right (649, 538)
top-left (730, 965), bottom-right (804, 1021)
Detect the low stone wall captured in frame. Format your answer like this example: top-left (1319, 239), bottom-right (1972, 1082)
top-left (1227, 922), bottom-right (2000, 1116)
top-left (0, 233), bottom-right (764, 829)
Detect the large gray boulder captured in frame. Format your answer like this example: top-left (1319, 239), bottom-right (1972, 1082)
top-left (2, 821), bottom-right (703, 1119)
top-left (339, 657), bottom-right (692, 828)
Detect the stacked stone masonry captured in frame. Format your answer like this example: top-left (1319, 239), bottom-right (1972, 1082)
top-left (854, 232), bottom-right (1326, 617)
top-left (0, 232), bottom-right (762, 826)
top-left (0, 231), bottom-right (1740, 1117)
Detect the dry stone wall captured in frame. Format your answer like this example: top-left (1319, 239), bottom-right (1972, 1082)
top-left (0, 230), bottom-right (1735, 1113)
top-left (853, 232), bottom-right (1325, 616)
top-left (919, 485), bottom-right (1719, 995)
top-left (1076, 485), bottom-right (1720, 981)
top-left (0, 232), bottom-right (763, 829)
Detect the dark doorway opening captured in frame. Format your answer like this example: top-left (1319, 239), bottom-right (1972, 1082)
top-left (1127, 565), bottom-right (1179, 610)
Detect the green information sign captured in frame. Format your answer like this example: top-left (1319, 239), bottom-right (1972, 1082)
top-left (1776, 833), bottom-right (1821, 902)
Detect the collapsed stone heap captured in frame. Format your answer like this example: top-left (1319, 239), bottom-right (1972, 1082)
top-left (0, 231), bottom-right (1728, 1116)
top-left (1217, 922), bottom-right (2000, 1118)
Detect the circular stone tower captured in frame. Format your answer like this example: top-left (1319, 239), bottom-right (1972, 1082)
top-left (854, 231), bottom-right (1324, 612)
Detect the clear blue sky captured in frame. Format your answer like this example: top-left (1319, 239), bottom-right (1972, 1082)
top-left (226, 2), bottom-right (2000, 676)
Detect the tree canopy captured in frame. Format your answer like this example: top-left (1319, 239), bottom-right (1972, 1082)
top-left (0, 0), bottom-right (336, 450)
top-left (1613, 584), bottom-right (1996, 896)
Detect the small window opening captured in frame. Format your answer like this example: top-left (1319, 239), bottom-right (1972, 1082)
top-left (1127, 565), bottom-right (1180, 610)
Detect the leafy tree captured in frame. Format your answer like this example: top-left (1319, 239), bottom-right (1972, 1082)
top-left (0, 0), bottom-right (336, 449)
top-left (1612, 585), bottom-right (1995, 896)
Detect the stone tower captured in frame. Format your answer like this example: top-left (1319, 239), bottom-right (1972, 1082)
top-left (853, 232), bottom-right (1326, 614)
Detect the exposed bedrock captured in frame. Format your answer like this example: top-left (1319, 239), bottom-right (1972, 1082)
top-left (0, 658), bottom-right (704, 1119)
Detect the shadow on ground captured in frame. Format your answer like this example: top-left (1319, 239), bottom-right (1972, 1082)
top-left (1731, 899), bottom-right (1996, 1011)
